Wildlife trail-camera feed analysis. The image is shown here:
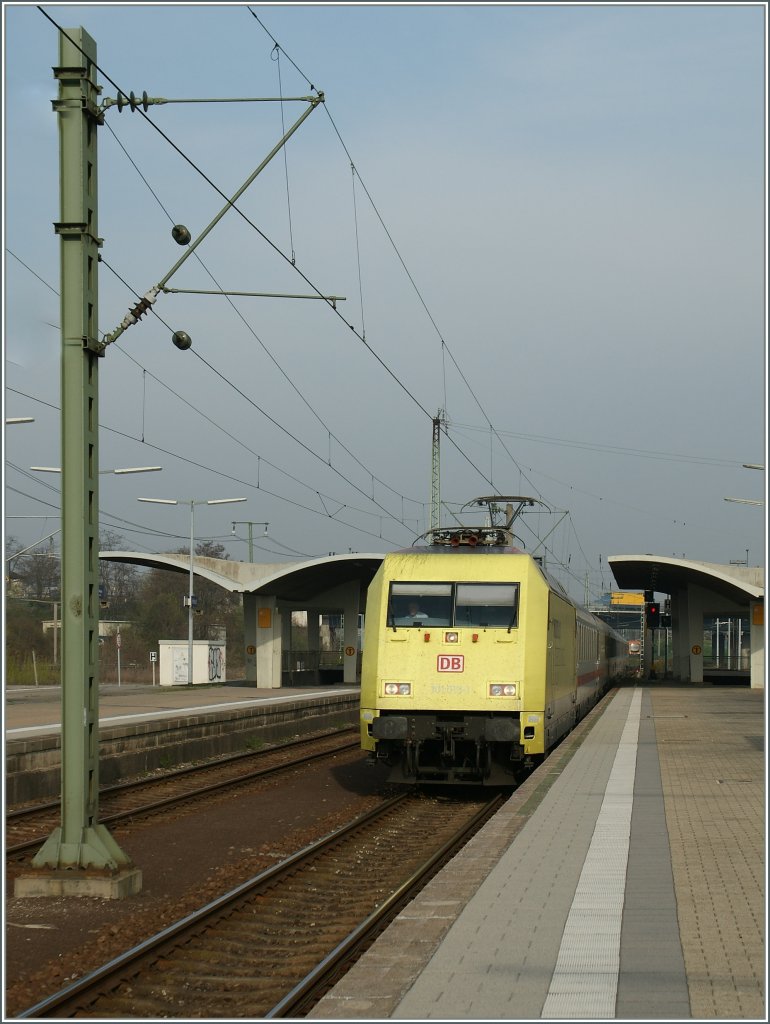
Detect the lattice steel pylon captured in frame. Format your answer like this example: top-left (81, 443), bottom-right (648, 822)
top-left (430, 409), bottom-right (446, 532)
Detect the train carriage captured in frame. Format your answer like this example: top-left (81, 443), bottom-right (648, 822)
top-left (360, 498), bottom-right (628, 785)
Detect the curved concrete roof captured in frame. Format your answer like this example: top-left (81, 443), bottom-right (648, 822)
top-left (102, 549), bottom-right (764, 607)
top-left (608, 554), bottom-right (764, 603)
top-left (239, 554), bottom-right (384, 601)
top-left (101, 551), bottom-right (385, 601)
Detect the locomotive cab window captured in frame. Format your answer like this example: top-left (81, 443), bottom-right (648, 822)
top-left (455, 583), bottom-right (519, 628)
top-left (388, 581), bottom-right (518, 629)
top-left (389, 582), bottom-right (452, 627)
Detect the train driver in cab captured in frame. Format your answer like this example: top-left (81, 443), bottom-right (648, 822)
top-left (408, 601), bottom-right (428, 622)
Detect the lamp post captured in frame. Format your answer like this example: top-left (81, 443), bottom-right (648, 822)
top-left (139, 497), bottom-right (245, 685)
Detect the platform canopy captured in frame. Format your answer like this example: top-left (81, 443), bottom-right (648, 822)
top-left (100, 551), bottom-right (387, 688)
top-left (101, 551), bottom-right (385, 600)
top-left (608, 554), bottom-right (764, 687)
top-left (607, 554), bottom-right (763, 604)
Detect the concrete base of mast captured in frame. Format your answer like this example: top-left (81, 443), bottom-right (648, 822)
top-left (14, 824), bottom-right (143, 899)
top-left (15, 867), bottom-right (143, 899)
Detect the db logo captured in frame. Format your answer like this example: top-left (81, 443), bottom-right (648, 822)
top-left (437, 654), bottom-right (464, 673)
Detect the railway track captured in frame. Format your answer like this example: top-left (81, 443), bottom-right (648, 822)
top-left (17, 791), bottom-right (505, 1018)
top-left (6, 729), bottom-right (358, 860)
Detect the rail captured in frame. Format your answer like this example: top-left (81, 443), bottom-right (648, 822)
top-left (18, 792), bottom-right (504, 1019)
top-left (7, 730), bottom-right (358, 859)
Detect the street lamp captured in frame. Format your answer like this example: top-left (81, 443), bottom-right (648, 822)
top-left (138, 497), bottom-right (246, 686)
top-left (724, 464), bottom-right (765, 506)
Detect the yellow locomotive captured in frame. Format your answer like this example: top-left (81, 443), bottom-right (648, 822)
top-left (360, 497), bottom-right (628, 784)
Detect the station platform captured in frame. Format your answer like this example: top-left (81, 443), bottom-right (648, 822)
top-left (4, 680), bottom-right (358, 737)
top-left (309, 682), bottom-right (766, 1021)
top-left (4, 682), bottom-right (359, 803)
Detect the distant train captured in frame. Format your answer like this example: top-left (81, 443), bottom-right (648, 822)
top-left (360, 497), bottom-right (630, 785)
top-left (628, 639), bottom-right (642, 656)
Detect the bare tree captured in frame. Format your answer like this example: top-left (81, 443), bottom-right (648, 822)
top-left (99, 529), bottom-right (140, 617)
top-left (16, 547), bottom-right (60, 601)
top-left (130, 541), bottom-right (244, 670)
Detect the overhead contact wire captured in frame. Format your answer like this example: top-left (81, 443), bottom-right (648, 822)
top-left (37, 11), bottom-right (616, 578)
top-left (243, 11), bottom-right (540, 500)
top-left (39, 11), bottom-right (442, 505)
top-left (98, 63), bottom-right (425, 513)
top-left (8, 242), bottom-right (420, 535)
top-left (8, 388), bottom-right (407, 548)
top-left (97, 258), bottom-right (416, 536)
top-left (351, 164), bottom-right (367, 341)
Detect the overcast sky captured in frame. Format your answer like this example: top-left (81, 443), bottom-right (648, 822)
top-left (3, 1), bottom-right (766, 604)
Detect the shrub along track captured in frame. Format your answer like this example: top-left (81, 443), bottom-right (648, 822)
top-left (18, 792), bottom-right (504, 1019)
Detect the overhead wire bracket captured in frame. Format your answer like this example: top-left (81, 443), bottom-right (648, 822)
top-left (99, 92), bottom-right (326, 349)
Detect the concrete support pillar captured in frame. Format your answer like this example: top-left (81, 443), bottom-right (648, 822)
top-left (307, 610), bottom-right (320, 655)
top-left (282, 607), bottom-right (293, 673)
top-left (243, 592), bottom-right (257, 685)
top-left (256, 596), bottom-right (282, 688)
top-left (342, 585), bottom-right (361, 685)
top-left (243, 594), bottom-right (283, 687)
top-left (671, 591), bottom-right (688, 681)
top-left (686, 587), bottom-right (705, 683)
top-left (749, 600), bottom-right (765, 689)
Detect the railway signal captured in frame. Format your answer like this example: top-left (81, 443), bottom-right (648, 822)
top-left (646, 602), bottom-right (661, 628)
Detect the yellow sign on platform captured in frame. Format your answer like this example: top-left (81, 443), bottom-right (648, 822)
top-left (610, 591), bottom-right (644, 606)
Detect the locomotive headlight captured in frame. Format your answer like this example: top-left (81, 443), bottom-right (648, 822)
top-left (489, 683), bottom-right (517, 697)
top-left (444, 631), bottom-right (459, 644)
top-left (384, 681), bottom-right (412, 696)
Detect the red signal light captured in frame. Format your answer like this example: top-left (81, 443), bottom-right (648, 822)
top-left (646, 603), bottom-right (660, 628)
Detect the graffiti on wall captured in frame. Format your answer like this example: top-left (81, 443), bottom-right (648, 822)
top-left (208, 644), bottom-right (225, 682)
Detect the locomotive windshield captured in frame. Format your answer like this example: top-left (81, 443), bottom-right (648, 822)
top-left (389, 583), bottom-right (452, 627)
top-left (388, 581), bottom-right (519, 629)
top-left (455, 583), bottom-right (519, 628)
